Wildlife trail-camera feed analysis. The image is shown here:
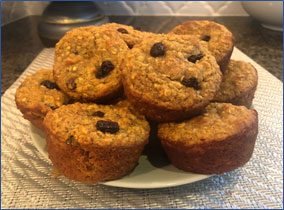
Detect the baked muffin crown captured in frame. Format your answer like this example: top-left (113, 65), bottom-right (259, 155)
top-left (16, 69), bottom-right (69, 110)
top-left (15, 69), bottom-right (70, 130)
top-left (43, 101), bottom-right (150, 148)
top-left (100, 22), bottom-right (154, 49)
top-left (214, 60), bottom-right (258, 107)
top-left (120, 33), bottom-right (222, 121)
top-left (158, 102), bottom-right (258, 146)
top-left (53, 26), bottom-right (128, 102)
top-left (170, 20), bottom-right (235, 71)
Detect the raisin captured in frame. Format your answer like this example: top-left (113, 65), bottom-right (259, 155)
top-left (201, 35), bottom-right (211, 42)
top-left (188, 54), bottom-right (204, 63)
top-left (96, 120), bottom-right (119, 134)
top-left (40, 80), bottom-right (60, 90)
top-left (66, 78), bottom-right (77, 90)
top-left (95, 61), bottom-right (115, 79)
top-left (150, 42), bottom-right (166, 57)
top-left (117, 28), bottom-right (129, 34)
top-left (92, 111), bottom-right (105, 118)
top-left (125, 41), bottom-right (134, 49)
top-left (181, 77), bottom-right (201, 90)
top-left (66, 135), bottom-right (75, 145)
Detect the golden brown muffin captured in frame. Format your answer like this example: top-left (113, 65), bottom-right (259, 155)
top-left (169, 20), bottom-right (235, 72)
top-left (53, 26), bottom-right (128, 102)
top-left (213, 60), bottom-right (258, 108)
top-left (100, 22), bottom-right (154, 49)
top-left (15, 69), bottom-right (70, 130)
top-left (43, 101), bottom-right (150, 184)
top-left (158, 103), bottom-right (258, 174)
top-left (120, 34), bottom-right (222, 122)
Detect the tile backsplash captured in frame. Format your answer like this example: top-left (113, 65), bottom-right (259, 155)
top-left (97, 1), bottom-right (248, 16)
top-left (1, 1), bottom-right (248, 26)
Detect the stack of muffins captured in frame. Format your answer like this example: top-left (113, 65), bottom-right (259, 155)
top-left (15, 21), bottom-right (258, 184)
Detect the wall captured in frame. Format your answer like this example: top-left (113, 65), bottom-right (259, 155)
top-left (1, 1), bottom-right (249, 26)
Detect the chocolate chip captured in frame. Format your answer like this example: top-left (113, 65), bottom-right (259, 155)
top-left (73, 51), bottom-right (79, 55)
top-left (181, 77), bottom-right (201, 90)
top-left (95, 61), bottom-right (115, 79)
top-left (117, 28), bottom-right (129, 34)
top-left (66, 78), bottom-right (77, 90)
top-left (125, 41), bottom-right (134, 49)
top-left (92, 111), bottom-right (105, 118)
top-left (202, 35), bottom-right (211, 42)
top-left (40, 80), bottom-right (60, 90)
top-left (188, 54), bottom-right (204, 63)
top-left (150, 42), bottom-right (166, 57)
top-left (96, 120), bottom-right (119, 134)
top-left (66, 135), bottom-right (75, 145)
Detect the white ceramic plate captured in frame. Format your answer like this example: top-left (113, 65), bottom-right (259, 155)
top-left (30, 124), bottom-right (211, 189)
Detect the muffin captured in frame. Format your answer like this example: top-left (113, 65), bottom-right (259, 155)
top-left (169, 20), bottom-right (235, 71)
top-left (100, 22), bottom-right (154, 49)
top-left (53, 26), bottom-right (128, 102)
top-left (43, 101), bottom-right (150, 184)
top-left (213, 60), bottom-right (258, 108)
top-left (158, 103), bottom-right (258, 174)
top-left (120, 34), bottom-right (222, 122)
top-left (15, 69), bottom-right (70, 130)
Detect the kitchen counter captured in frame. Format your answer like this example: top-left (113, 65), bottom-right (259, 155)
top-left (1, 15), bottom-right (283, 95)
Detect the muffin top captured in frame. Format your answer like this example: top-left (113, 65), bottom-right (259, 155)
top-left (158, 103), bottom-right (258, 146)
top-left (120, 34), bottom-right (222, 111)
top-left (53, 26), bottom-right (128, 101)
top-left (169, 20), bottom-right (234, 65)
top-left (214, 60), bottom-right (258, 102)
top-left (100, 22), bottom-right (153, 49)
top-left (15, 69), bottom-right (70, 113)
top-left (43, 101), bottom-right (150, 148)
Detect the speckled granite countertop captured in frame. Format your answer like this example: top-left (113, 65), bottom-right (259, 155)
top-left (1, 15), bottom-right (283, 95)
